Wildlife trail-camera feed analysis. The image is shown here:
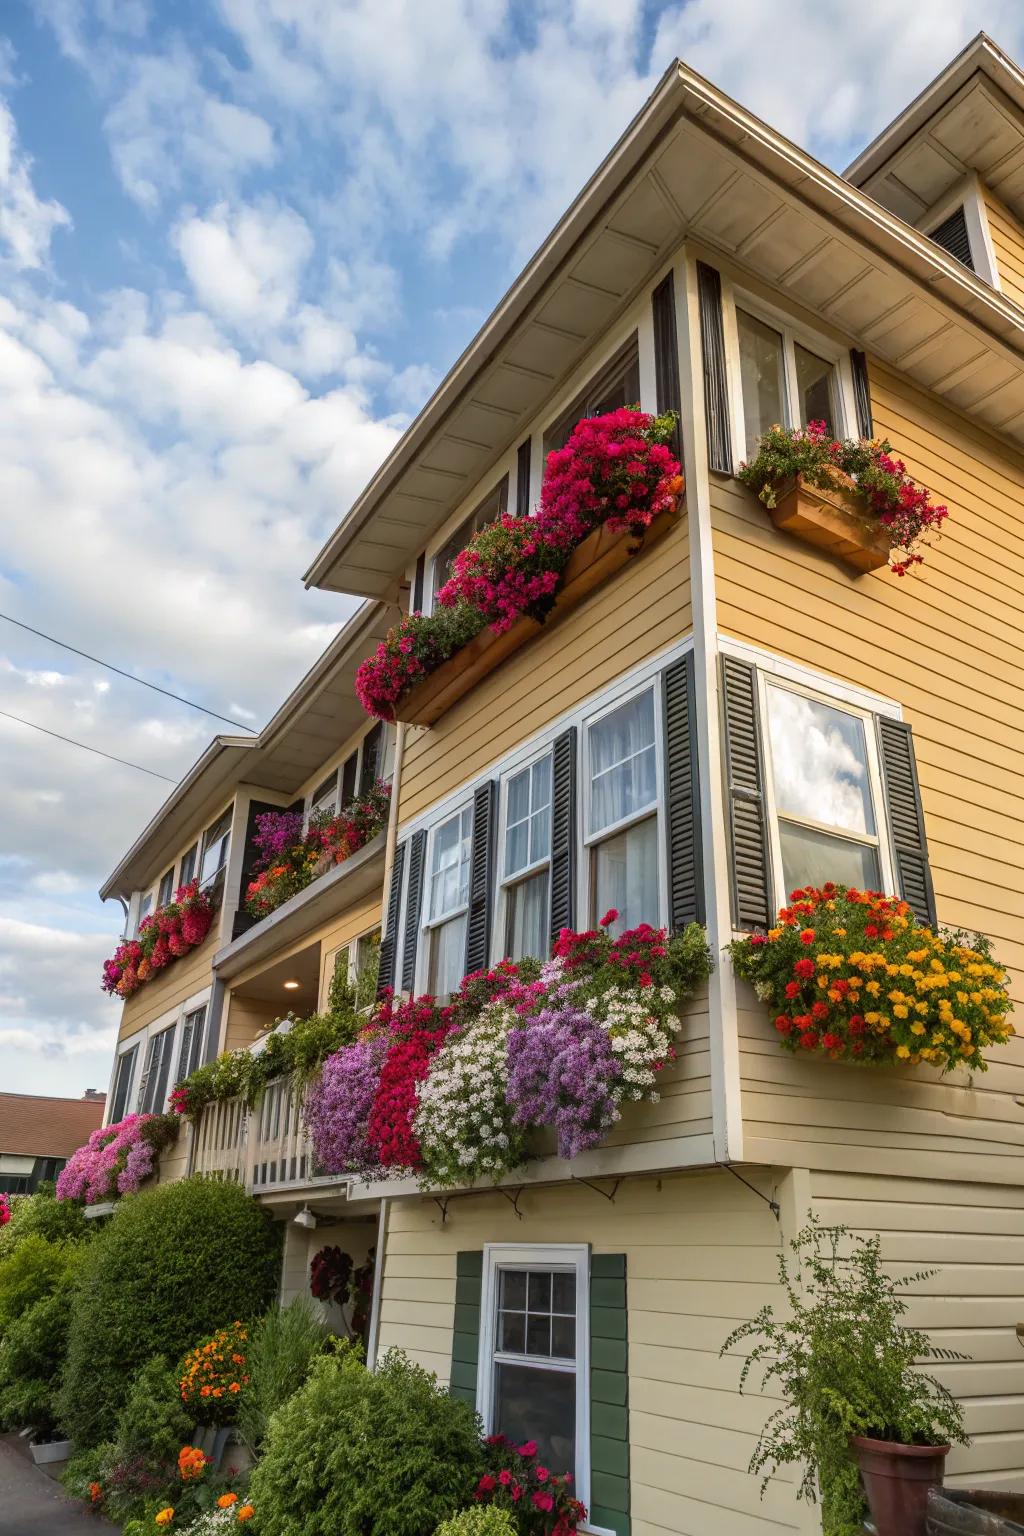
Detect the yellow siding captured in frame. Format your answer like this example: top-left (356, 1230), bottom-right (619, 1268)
top-left (117, 941), bottom-right (215, 1043)
top-left (223, 993), bottom-right (280, 1054)
top-left (813, 1170), bottom-right (1024, 1491)
top-left (399, 517), bottom-right (691, 822)
top-left (983, 188), bottom-right (1024, 311)
top-left (604, 995), bottom-right (712, 1153)
top-left (377, 1169), bottom-right (803, 1536)
top-left (711, 362), bottom-right (1024, 1178)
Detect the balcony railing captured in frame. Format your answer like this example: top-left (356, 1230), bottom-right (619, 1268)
top-left (189, 1076), bottom-right (316, 1194)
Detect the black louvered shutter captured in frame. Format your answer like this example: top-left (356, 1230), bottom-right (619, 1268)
top-left (359, 722), bottom-right (384, 795)
top-left (549, 727), bottom-right (578, 944)
top-left (929, 206), bottom-right (974, 271)
top-left (697, 261), bottom-right (732, 474)
top-left (721, 656), bottom-right (771, 929)
top-left (877, 717), bottom-right (937, 927)
top-left (411, 554), bottom-right (426, 614)
top-left (376, 839), bottom-right (406, 998)
top-left (464, 781), bottom-right (497, 974)
top-left (850, 349), bottom-right (873, 439)
top-left (590, 1254), bottom-right (631, 1536)
top-left (515, 438), bottom-right (532, 518)
top-left (400, 829), bottom-right (427, 991)
top-left (449, 1251), bottom-right (483, 1405)
top-left (652, 272), bottom-right (681, 458)
top-left (663, 653), bottom-right (704, 927)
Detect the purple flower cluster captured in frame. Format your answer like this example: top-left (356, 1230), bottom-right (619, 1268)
top-left (253, 809), bottom-right (305, 865)
top-left (55, 1114), bottom-right (175, 1203)
top-left (306, 1034), bottom-right (387, 1174)
top-left (506, 1006), bottom-right (622, 1159)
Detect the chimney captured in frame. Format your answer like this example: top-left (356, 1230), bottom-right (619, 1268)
top-left (82, 1089), bottom-right (106, 1101)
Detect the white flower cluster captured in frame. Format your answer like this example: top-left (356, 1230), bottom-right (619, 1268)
top-left (413, 1002), bottom-right (522, 1187)
top-left (591, 984), bottom-right (677, 1104)
top-left (178, 1509), bottom-right (248, 1536)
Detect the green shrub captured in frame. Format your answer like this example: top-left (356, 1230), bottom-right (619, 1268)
top-left (0, 1185), bottom-right (89, 1259)
top-left (58, 1175), bottom-right (281, 1447)
top-left (251, 1348), bottom-right (484, 1536)
top-left (238, 1296), bottom-right (328, 1451)
top-left (0, 1288), bottom-right (74, 1434)
top-left (0, 1233), bottom-right (80, 1334)
top-left (435, 1509), bottom-right (518, 1536)
top-left (114, 1358), bottom-right (192, 1469)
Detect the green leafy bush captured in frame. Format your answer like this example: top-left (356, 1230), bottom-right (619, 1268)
top-left (251, 1348), bottom-right (483, 1536)
top-left (0, 1232), bottom-right (80, 1333)
top-left (0, 1185), bottom-right (89, 1259)
top-left (59, 1175), bottom-right (281, 1447)
top-left (0, 1286), bottom-right (78, 1434)
top-left (434, 1509), bottom-right (518, 1536)
top-left (115, 1358), bottom-right (192, 1469)
top-left (237, 1296), bottom-right (327, 1452)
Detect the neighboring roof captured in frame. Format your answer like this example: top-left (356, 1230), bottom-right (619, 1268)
top-left (305, 45), bottom-right (1024, 601)
top-left (845, 33), bottom-right (1024, 223)
top-left (0, 1092), bottom-right (105, 1159)
top-left (100, 599), bottom-right (397, 903)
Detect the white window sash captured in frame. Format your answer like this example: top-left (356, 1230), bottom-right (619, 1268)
top-left (580, 683), bottom-right (666, 928)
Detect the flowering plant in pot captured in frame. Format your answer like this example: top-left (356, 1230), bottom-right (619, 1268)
top-left (738, 421), bottom-right (948, 575)
top-left (55, 1113), bottom-right (179, 1203)
top-left (729, 884), bottom-right (1013, 1072)
top-left (475, 1435), bottom-right (585, 1534)
top-left (101, 881), bottom-right (215, 997)
top-left (721, 1219), bottom-right (967, 1536)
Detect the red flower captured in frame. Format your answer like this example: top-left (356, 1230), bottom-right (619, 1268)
top-left (498, 1469), bottom-right (513, 1486)
top-left (794, 958), bottom-right (815, 979)
top-left (821, 1033), bottom-right (843, 1050)
top-left (477, 1475), bottom-right (497, 1493)
top-left (518, 1441), bottom-right (537, 1457)
top-left (532, 1492), bottom-right (556, 1513)
top-left (774, 1016), bottom-right (792, 1034)
top-left (799, 929), bottom-right (815, 945)
top-left (599, 909), bottom-right (619, 928)
top-left (784, 981), bottom-right (801, 999)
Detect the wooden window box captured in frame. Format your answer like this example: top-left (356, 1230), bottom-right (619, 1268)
top-left (768, 473), bottom-right (890, 573)
top-left (395, 499), bottom-right (682, 727)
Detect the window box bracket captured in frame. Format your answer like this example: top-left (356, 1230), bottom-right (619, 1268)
top-left (767, 473), bottom-right (889, 573)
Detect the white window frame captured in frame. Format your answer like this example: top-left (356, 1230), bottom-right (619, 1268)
top-left (307, 770), bottom-right (340, 826)
top-left (178, 841), bottom-right (198, 889)
top-left (496, 746), bottom-right (554, 965)
top-left (915, 172), bottom-right (999, 289)
top-left (417, 800), bottom-right (474, 994)
top-left (199, 806), bottom-right (232, 891)
top-left (110, 985), bottom-right (212, 1120)
top-left (108, 1042), bottom-right (139, 1125)
top-left (581, 680), bottom-right (667, 932)
top-left (476, 1243), bottom-right (591, 1511)
top-left (134, 889), bottom-right (154, 936)
top-left (721, 283), bottom-right (858, 468)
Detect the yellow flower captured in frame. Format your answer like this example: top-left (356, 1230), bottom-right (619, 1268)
top-left (893, 1005), bottom-right (909, 1019)
top-left (865, 980), bottom-right (880, 996)
top-left (910, 1022), bottom-right (925, 1036)
top-left (817, 974), bottom-right (828, 989)
top-left (156, 1511), bottom-right (174, 1528)
top-left (896, 1044), bottom-right (911, 1059)
top-left (864, 1011), bottom-right (880, 1026)
top-left (768, 927), bottom-right (783, 941)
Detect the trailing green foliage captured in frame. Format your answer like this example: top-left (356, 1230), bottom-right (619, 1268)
top-left (58, 1175), bottom-right (281, 1447)
top-left (434, 1509), bottom-right (518, 1536)
top-left (721, 1219), bottom-right (969, 1536)
top-left (237, 1296), bottom-right (328, 1452)
top-left (250, 1347), bottom-right (484, 1536)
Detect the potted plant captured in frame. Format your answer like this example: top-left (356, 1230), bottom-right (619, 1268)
top-left (737, 420), bottom-right (948, 575)
top-left (721, 1219), bottom-right (968, 1536)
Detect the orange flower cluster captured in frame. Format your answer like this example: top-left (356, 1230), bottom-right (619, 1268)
top-left (238, 1508), bottom-right (255, 1524)
top-left (179, 1321), bottom-right (250, 1425)
top-left (178, 1445), bottom-right (209, 1482)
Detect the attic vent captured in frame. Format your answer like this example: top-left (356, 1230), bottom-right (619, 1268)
top-left (927, 205), bottom-right (974, 271)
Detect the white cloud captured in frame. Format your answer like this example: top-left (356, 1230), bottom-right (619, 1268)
top-left (0, 98), bottom-right (70, 269)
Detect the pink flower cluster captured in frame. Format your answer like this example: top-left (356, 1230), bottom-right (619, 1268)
top-left (55, 1113), bottom-right (179, 1204)
top-left (0, 1193), bottom-right (10, 1227)
top-left (101, 881), bottom-right (214, 998)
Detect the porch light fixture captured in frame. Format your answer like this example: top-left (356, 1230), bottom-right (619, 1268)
top-left (283, 979), bottom-right (301, 990)
top-left (294, 1205), bottom-right (317, 1229)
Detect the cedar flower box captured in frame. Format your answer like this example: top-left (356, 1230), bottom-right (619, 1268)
top-left (768, 472), bottom-right (890, 573)
top-left (396, 495), bottom-right (681, 727)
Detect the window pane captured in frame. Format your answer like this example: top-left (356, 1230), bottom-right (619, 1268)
top-left (428, 914), bottom-right (467, 998)
top-left (505, 757), bottom-right (552, 876)
top-left (494, 1363), bottom-right (575, 1475)
top-left (429, 808), bottom-right (472, 920)
top-left (544, 344), bottom-right (640, 454)
top-left (737, 308), bottom-right (786, 461)
top-left (432, 479), bottom-right (508, 598)
top-left (110, 1047), bottom-right (136, 1123)
top-left (500, 1310), bottom-right (526, 1354)
top-left (505, 870), bottom-right (549, 964)
top-left (552, 1272), bottom-right (576, 1313)
top-left (528, 1271), bottom-right (552, 1311)
top-left (767, 687), bottom-right (875, 836)
top-left (794, 343), bottom-right (836, 436)
top-left (135, 893), bottom-right (152, 935)
top-left (500, 1271), bottom-right (527, 1310)
top-left (179, 844), bottom-right (198, 887)
top-left (779, 821), bottom-right (880, 895)
top-left (589, 690), bottom-right (657, 836)
top-left (551, 1315), bottom-right (575, 1359)
top-left (593, 814), bottom-right (658, 935)
top-left (526, 1314), bottom-right (552, 1356)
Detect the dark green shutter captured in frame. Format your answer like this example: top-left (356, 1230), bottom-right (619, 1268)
top-left (651, 272), bottom-right (681, 459)
top-left (721, 655), bottom-right (771, 928)
top-left (590, 1253), bottom-right (630, 1536)
top-left (465, 781), bottom-right (497, 974)
top-left (663, 652), bottom-right (704, 927)
top-left (401, 829), bottom-right (427, 991)
top-left (850, 349), bottom-right (873, 439)
top-left (696, 261), bottom-right (732, 475)
top-left (412, 553), bottom-right (426, 614)
top-left (516, 438), bottom-right (532, 518)
top-left (450, 1250), bottom-right (482, 1405)
top-left (376, 839), bottom-right (406, 998)
top-left (877, 717), bottom-right (937, 927)
top-left (549, 726), bottom-right (578, 945)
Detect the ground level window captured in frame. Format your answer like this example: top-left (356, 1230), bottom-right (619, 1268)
top-left (479, 1245), bottom-right (589, 1500)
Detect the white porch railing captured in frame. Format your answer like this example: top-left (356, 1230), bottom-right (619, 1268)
top-left (190, 1076), bottom-right (314, 1194)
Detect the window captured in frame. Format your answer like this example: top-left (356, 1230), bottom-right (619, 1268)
top-left (309, 771), bottom-right (338, 823)
top-left (200, 808), bottom-right (232, 888)
top-left (544, 337), bottom-right (641, 456)
top-left (140, 1025), bottom-right (175, 1113)
top-left (763, 682), bottom-right (886, 898)
top-left (431, 478), bottom-right (509, 603)
top-left (157, 868), bottom-right (174, 908)
top-left (179, 843), bottom-right (198, 887)
top-left (586, 688), bottom-right (660, 936)
top-left (109, 1045), bottom-right (138, 1123)
top-left (354, 929), bottom-right (381, 1009)
top-left (500, 755), bottom-right (552, 962)
top-left (479, 1245), bottom-right (589, 1504)
top-left (424, 805), bottom-right (473, 996)
top-left (340, 751), bottom-right (358, 806)
top-left (135, 892), bottom-right (153, 935)
top-left (733, 301), bottom-right (844, 461)
top-left (175, 1006), bottom-right (207, 1084)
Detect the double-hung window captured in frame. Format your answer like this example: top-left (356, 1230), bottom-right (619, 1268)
top-left (175, 1006), bottom-right (207, 1085)
top-left (135, 891), bottom-right (153, 934)
top-left (200, 809), bottom-right (232, 890)
top-left (585, 687), bottom-right (661, 936)
top-left (479, 1245), bottom-right (589, 1501)
top-left (157, 868), bottom-right (174, 908)
top-left (424, 805), bottom-right (473, 996)
top-left (762, 680), bottom-right (889, 900)
top-left (309, 771), bottom-right (338, 824)
top-left (733, 301), bottom-right (848, 461)
top-left (431, 478), bottom-right (509, 606)
top-left (139, 1025), bottom-right (175, 1113)
top-left (109, 1045), bottom-right (138, 1123)
top-left (500, 754), bottom-right (552, 963)
top-left (179, 842), bottom-right (198, 887)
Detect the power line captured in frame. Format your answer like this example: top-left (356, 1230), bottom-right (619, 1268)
top-left (0, 708), bottom-right (177, 783)
top-left (0, 611), bottom-right (257, 732)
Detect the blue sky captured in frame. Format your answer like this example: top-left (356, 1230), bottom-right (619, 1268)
top-left (1, 0), bottom-right (1019, 1100)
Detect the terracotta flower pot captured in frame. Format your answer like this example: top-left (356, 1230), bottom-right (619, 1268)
top-left (850, 1433), bottom-right (949, 1536)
